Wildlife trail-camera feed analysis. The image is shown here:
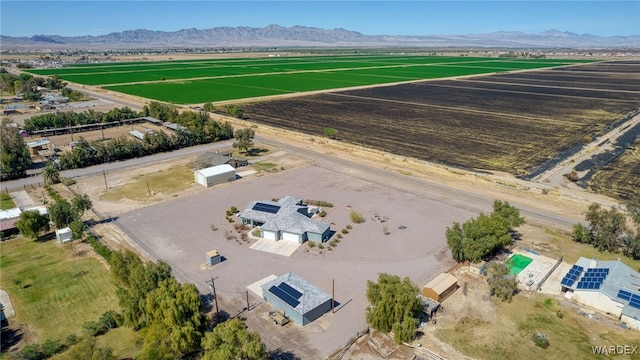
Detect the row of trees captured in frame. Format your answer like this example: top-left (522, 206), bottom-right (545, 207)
top-left (446, 200), bottom-right (525, 263)
top-left (572, 198), bottom-right (640, 259)
top-left (110, 250), bottom-right (266, 360)
top-left (0, 125), bottom-right (32, 180)
top-left (23, 107), bottom-right (138, 132)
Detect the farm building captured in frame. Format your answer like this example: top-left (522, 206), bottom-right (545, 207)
top-left (55, 227), bottom-right (72, 243)
top-left (422, 273), bottom-right (458, 302)
top-left (26, 138), bottom-right (53, 156)
top-left (261, 272), bottom-right (332, 326)
top-left (240, 196), bottom-right (331, 243)
top-left (560, 257), bottom-right (640, 330)
top-left (194, 164), bottom-right (235, 188)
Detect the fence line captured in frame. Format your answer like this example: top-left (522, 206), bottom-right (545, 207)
top-left (327, 327), bottom-right (370, 360)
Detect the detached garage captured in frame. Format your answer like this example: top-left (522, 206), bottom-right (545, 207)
top-left (422, 273), bottom-right (458, 302)
top-left (194, 164), bottom-right (236, 188)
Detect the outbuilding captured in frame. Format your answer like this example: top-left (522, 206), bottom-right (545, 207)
top-left (422, 273), bottom-right (458, 302)
top-left (205, 249), bottom-right (221, 266)
top-left (194, 164), bottom-right (236, 188)
top-left (55, 227), bottom-right (72, 244)
top-left (261, 272), bottom-right (332, 326)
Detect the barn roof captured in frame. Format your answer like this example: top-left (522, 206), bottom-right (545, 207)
top-left (261, 272), bottom-right (331, 315)
top-left (423, 273), bottom-right (458, 295)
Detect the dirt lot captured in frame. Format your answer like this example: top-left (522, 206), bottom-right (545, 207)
top-left (106, 163), bottom-right (471, 359)
top-left (243, 61), bottom-right (640, 177)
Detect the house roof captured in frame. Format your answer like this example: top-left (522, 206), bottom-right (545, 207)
top-left (261, 272), bottom-right (331, 315)
top-left (568, 257), bottom-right (640, 320)
top-left (240, 196), bottom-right (330, 235)
top-left (26, 138), bottom-right (51, 148)
top-left (196, 164), bottom-right (235, 178)
top-left (423, 273), bottom-right (458, 295)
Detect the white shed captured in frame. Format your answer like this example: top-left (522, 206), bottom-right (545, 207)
top-left (55, 227), bottom-right (72, 243)
top-left (194, 164), bottom-right (236, 188)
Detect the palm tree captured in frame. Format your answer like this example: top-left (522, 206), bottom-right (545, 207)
top-left (42, 163), bottom-right (60, 185)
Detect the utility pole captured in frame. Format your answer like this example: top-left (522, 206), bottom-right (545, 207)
top-left (207, 276), bottom-right (220, 321)
top-left (332, 279), bottom-right (335, 314)
top-left (102, 170), bottom-right (108, 190)
top-left (246, 290), bottom-right (250, 312)
top-left (146, 181), bottom-right (151, 196)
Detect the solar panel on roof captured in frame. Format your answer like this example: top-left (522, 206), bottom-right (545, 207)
top-left (618, 290), bottom-right (632, 300)
top-left (279, 282), bottom-right (303, 300)
top-left (268, 285), bottom-right (300, 308)
top-left (629, 300), bottom-right (640, 309)
top-left (252, 203), bottom-right (281, 214)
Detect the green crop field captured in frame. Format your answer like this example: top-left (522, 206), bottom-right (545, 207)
top-left (27, 55), bottom-right (591, 104)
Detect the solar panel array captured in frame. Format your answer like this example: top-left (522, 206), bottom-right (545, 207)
top-left (269, 285), bottom-right (300, 308)
top-left (617, 289), bottom-right (640, 310)
top-left (252, 203), bottom-right (281, 214)
top-left (268, 282), bottom-right (304, 309)
top-left (560, 265), bottom-right (584, 287)
top-left (576, 268), bottom-right (609, 290)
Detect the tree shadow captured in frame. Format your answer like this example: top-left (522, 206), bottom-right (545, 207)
top-left (268, 348), bottom-right (301, 360)
top-left (35, 231), bottom-right (57, 243)
top-left (0, 324), bottom-right (23, 352)
top-left (245, 148), bottom-right (269, 157)
top-left (85, 216), bottom-right (119, 226)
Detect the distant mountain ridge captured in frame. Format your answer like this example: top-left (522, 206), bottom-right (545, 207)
top-left (2, 24), bottom-right (638, 49)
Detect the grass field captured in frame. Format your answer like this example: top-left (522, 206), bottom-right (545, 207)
top-left (100, 165), bottom-right (194, 202)
top-left (27, 55), bottom-right (591, 104)
top-left (435, 295), bottom-right (640, 360)
top-left (0, 236), bottom-right (120, 342)
top-left (1, 193), bottom-right (16, 210)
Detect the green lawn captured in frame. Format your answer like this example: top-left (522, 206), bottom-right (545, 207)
top-left (27, 55), bottom-right (592, 104)
top-left (0, 236), bottom-right (120, 342)
top-left (1, 193), bottom-right (16, 210)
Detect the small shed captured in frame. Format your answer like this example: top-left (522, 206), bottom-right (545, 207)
top-left (194, 164), bottom-right (236, 188)
top-left (55, 227), bottom-right (72, 243)
top-left (422, 273), bottom-right (458, 302)
top-left (206, 249), bottom-right (221, 266)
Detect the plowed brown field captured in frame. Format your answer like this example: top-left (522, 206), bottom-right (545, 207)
top-left (244, 61), bottom-right (640, 176)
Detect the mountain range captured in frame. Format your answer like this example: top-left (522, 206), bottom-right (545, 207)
top-left (2, 25), bottom-right (639, 49)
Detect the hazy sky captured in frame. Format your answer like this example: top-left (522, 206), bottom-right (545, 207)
top-left (2, 1), bottom-right (638, 37)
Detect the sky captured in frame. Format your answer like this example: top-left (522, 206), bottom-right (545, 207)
top-left (1, 1), bottom-right (639, 38)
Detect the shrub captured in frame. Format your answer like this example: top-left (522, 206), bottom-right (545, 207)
top-left (65, 334), bottom-right (79, 347)
top-left (318, 210), bottom-right (327, 217)
top-left (341, 228), bottom-right (349, 234)
top-left (60, 177), bottom-right (76, 186)
top-left (532, 332), bottom-right (550, 349)
top-left (307, 241), bottom-right (316, 248)
top-left (40, 339), bottom-right (64, 357)
top-left (349, 210), bottom-right (364, 224)
top-left (336, 233), bottom-right (342, 239)
top-left (318, 244), bottom-right (325, 249)
top-left (86, 233), bottom-right (112, 263)
top-left (83, 320), bottom-right (107, 336)
top-left (99, 310), bottom-right (120, 330)
top-left (346, 224), bottom-right (353, 230)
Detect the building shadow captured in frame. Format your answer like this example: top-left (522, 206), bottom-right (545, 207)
top-left (0, 325), bottom-right (23, 352)
top-left (269, 348), bottom-right (301, 360)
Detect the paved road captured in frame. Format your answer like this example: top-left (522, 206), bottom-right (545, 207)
top-left (2, 140), bottom-right (234, 192)
top-left (255, 134), bottom-right (582, 231)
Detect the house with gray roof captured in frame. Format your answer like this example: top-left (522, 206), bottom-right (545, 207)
top-left (240, 196), bottom-right (331, 243)
top-left (261, 272), bottom-right (332, 326)
top-left (560, 257), bottom-right (640, 330)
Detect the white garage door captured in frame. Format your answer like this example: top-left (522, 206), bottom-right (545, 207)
top-left (263, 230), bottom-right (277, 240)
top-left (282, 232), bottom-right (300, 243)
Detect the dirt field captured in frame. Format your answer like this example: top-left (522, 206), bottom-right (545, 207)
top-left (243, 61), bottom-right (640, 177)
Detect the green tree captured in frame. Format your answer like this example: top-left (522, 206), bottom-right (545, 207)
top-left (446, 222), bottom-right (464, 261)
top-left (42, 163), bottom-right (60, 185)
top-left (486, 261), bottom-right (518, 302)
top-left (65, 337), bottom-right (118, 360)
top-left (49, 198), bottom-right (76, 228)
top-left (201, 318), bottom-right (266, 360)
top-left (323, 127), bottom-right (338, 139)
top-left (445, 200), bottom-right (524, 262)
top-left (72, 193), bottom-right (93, 216)
top-left (232, 128), bottom-right (255, 153)
top-left (584, 203), bottom-right (627, 252)
top-left (144, 278), bottom-right (204, 355)
top-left (203, 102), bottom-right (216, 112)
top-left (226, 104), bottom-right (244, 118)
top-left (15, 210), bottom-right (50, 239)
top-left (110, 250), bottom-right (172, 330)
top-left (0, 126), bottom-right (32, 180)
top-left (365, 273), bottom-right (421, 343)
top-left (70, 219), bottom-right (85, 240)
